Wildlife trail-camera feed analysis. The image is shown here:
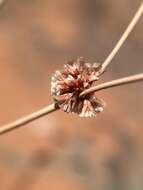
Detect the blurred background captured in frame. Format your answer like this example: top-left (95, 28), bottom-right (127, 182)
top-left (0, 0), bottom-right (143, 189)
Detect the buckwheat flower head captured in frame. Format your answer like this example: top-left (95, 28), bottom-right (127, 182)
top-left (51, 57), bottom-right (105, 117)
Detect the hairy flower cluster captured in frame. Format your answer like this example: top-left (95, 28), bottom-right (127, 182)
top-left (51, 57), bottom-right (105, 117)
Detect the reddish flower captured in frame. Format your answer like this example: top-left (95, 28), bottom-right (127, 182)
top-left (51, 57), bottom-right (105, 117)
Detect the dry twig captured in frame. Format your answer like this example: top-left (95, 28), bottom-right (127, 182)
top-left (80, 73), bottom-right (143, 97)
top-left (100, 2), bottom-right (143, 74)
top-left (0, 104), bottom-right (58, 135)
top-left (0, 2), bottom-right (143, 135)
top-left (0, 73), bottom-right (143, 135)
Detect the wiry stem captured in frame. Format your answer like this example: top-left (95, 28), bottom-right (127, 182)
top-left (0, 104), bottom-right (59, 135)
top-left (100, 2), bottom-right (143, 74)
top-left (0, 73), bottom-right (143, 135)
top-left (0, 3), bottom-right (143, 135)
top-left (0, 0), bottom-right (8, 10)
top-left (80, 73), bottom-right (143, 97)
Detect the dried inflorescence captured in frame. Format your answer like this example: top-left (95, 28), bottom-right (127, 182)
top-left (51, 57), bottom-right (105, 117)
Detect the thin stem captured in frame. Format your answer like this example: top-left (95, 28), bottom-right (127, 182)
top-left (80, 73), bottom-right (143, 97)
top-left (100, 2), bottom-right (143, 74)
top-left (0, 73), bottom-right (143, 135)
top-left (0, 3), bottom-right (143, 135)
top-left (0, 104), bottom-right (59, 135)
top-left (0, 0), bottom-right (8, 10)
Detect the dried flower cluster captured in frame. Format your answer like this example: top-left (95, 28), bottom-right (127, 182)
top-left (51, 57), bottom-right (105, 117)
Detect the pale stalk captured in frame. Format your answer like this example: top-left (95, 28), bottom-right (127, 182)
top-left (100, 2), bottom-right (143, 74)
top-left (0, 3), bottom-right (143, 135)
top-left (80, 73), bottom-right (143, 97)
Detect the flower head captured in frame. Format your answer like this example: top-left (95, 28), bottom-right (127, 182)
top-left (51, 57), bottom-right (105, 117)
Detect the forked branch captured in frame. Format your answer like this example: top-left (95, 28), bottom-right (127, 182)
top-left (0, 2), bottom-right (143, 135)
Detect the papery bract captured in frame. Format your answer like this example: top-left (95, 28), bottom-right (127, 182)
top-left (51, 57), bottom-right (105, 117)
